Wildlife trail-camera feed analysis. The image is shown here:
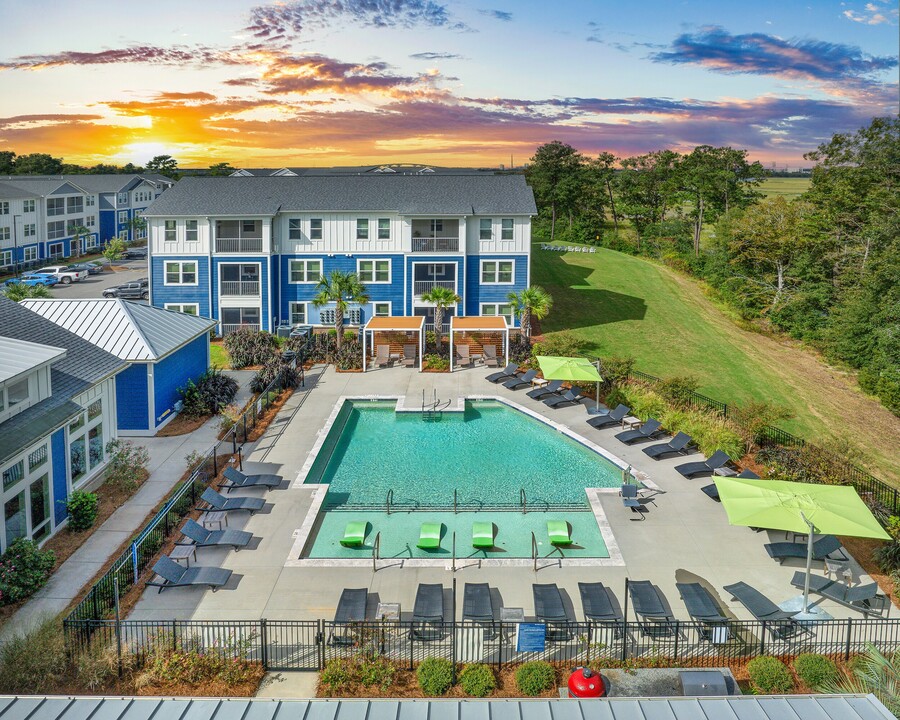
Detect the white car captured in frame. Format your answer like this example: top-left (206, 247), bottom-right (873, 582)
top-left (36, 265), bottom-right (89, 284)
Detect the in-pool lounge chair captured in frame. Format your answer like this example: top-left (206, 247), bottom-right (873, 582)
top-left (373, 344), bottom-right (392, 368)
top-left (628, 581), bottom-right (677, 637)
top-left (411, 583), bottom-right (445, 640)
top-left (526, 379), bottom-right (563, 399)
top-left (417, 522), bottom-right (442, 550)
top-left (402, 344), bottom-right (417, 367)
top-left (329, 588), bottom-right (368, 645)
top-left (472, 522), bottom-right (494, 549)
top-left (543, 388), bottom-right (583, 408)
top-left (790, 571), bottom-right (889, 618)
top-left (675, 450), bottom-right (732, 478)
top-left (178, 519), bottom-right (252, 551)
top-left (765, 534), bottom-right (847, 564)
top-left (547, 520), bottom-right (572, 546)
top-left (463, 582), bottom-right (496, 636)
top-left (222, 466), bottom-right (283, 492)
top-left (147, 555), bottom-right (232, 593)
top-left (456, 344), bottom-right (471, 367)
top-left (586, 404), bottom-right (630, 429)
top-left (199, 487), bottom-right (265, 515)
top-left (615, 418), bottom-right (663, 445)
top-left (533, 583), bottom-right (572, 641)
top-left (579, 582), bottom-right (622, 628)
top-left (724, 581), bottom-right (801, 638)
top-left (700, 470), bottom-right (760, 500)
top-left (676, 582), bottom-right (727, 641)
top-left (642, 432), bottom-right (693, 460)
top-left (486, 362), bottom-right (518, 383)
top-left (341, 521), bottom-right (368, 547)
top-left (503, 369), bottom-right (537, 390)
top-left (483, 345), bottom-right (499, 367)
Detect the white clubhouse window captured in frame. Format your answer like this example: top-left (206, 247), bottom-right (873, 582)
top-left (356, 219), bottom-right (369, 240)
top-left (164, 303), bottom-right (199, 315)
top-left (501, 218), bottom-right (514, 240)
top-left (480, 259), bottom-right (514, 284)
top-left (377, 218), bottom-right (390, 240)
top-left (164, 220), bottom-right (177, 242)
top-left (373, 302), bottom-right (391, 317)
top-left (185, 220), bottom-right (198, 242)
top-left (288, 259), bottom-right (321, 283)
top-left (357, 259), bottom-right (390, 283)
top-left (288, 219), bottom-right (302, 240)
top-left (310, 218), bottom-right (323, 240)
top-left (479, 218), bottom-right (492, 240)
top-left (481, 302), bottom-right (514, 325)
top-left (164, 261), bottom-right (198, 285)
top-left (289, 302), bottom-right (307, 325)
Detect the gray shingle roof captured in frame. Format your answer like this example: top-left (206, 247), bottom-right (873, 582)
top-left (0, 181), bottom-right (40, 200)
top-left (0, 177), bottom-right (89, 196)
top-left (144, 174), bottom-right (537, 216)
top-left (21, 299), bottom-right (216, 362)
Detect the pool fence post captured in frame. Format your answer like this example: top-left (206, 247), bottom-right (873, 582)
top-left (621, 578), bottom-right (629, 661)
top-left (452, 532), bottom-right (456, 572)
top-left (451, 578), bottom-right (457, 683)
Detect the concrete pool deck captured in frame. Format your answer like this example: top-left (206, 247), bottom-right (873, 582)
top-left (129, 363), bottom-right (882, 624)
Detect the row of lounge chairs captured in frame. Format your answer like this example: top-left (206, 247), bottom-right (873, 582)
top-left (487, 364), bottom-right (588, 408)
top-left (539, 244), bottom-right (597, 253)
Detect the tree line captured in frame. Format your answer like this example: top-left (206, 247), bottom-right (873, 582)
top-left (0, 151), bottom-right (233, 179)
top-left (525, 116), bottom-right (899, 416)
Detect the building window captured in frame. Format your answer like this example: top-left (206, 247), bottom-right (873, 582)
top-left (89, 426), bottom-right (104, 469)
top-left (70, 414), bottom-right (85, 433)
top-left (501, 219), bottom-right (514, 240)
top-left (481, 260), bottom-right (514, 284)
top-left (373, 302), bottom-right (390, 317)
top-left (23, 246), bottom-right (37, 262)
top-left (0, 202), bottom-right (7, 215)
top-left (288, 259), bottom-right (321, 283)
top-left (164, 261), bottom-right (198, 285)
top-left (309, 219), bottom-right (323, 240)
top-left (357, 259), bottom-right (390, 283)
top-left (86, 236), bottom-right (98, 250)
top-left (481, 302), bottom-right (514, 325)
top-left (27, 446), bottom-right (46, 474)
top-left (85, 195), bottom-right (94, 207)
top-left (4, 491), bottom-right (26, 546)
top-left (0, 228), bottom-right (8, 242)
top-left (289, 302), bottom-right (307, 325)
top-left (288, 219), bottom-right (302, 240)
top-left (29, 475), bottom-right (50, 543)
top-left (7, 378), bottom-right (28, 407)
top-left (479, 218), bottom-right (492, 240)
top-left (164, 220), bottom-right (177, 242)
top-left (118, 230), bottom-right (128, 242)
top-left (2, 460), bottom-right (24, 492)
top-left (24, 224), bottom-right (36, 238)
top-left (356, 219), bottom-right (369, 240)
top-left (118, 211), bottom-right (128, 225)
top-left (67, 197), bottom-right (84, 214)
top-left (88, 399), bottom-right (102, 421)
top-left (85, 215), bottom-right (95, 228)
top-left (47, 221), bottom-right (66, 239)
top-left (0, 250), bottom-right (10, 267)
top-left (48, 242), bottom-right (63, 257)
top-left (242, 220), bottom-right (256, 234)
top-left (164, 303), bottom-right (199, 315)
top-left (47, 198), bottom-right (65, 216)
top-left (185, 220), bottom-right (198, 242)
top-left (23, 200), bottom-right (35, 213)
top-left (70, 436), bottom-right (86, 483)
top-left (117, 192), bottom-right (128, 205)
top-left (430, 219), bottom-right (443, 233)
top-left (377, 218), bottom-right (390, 240)
top-left (221, 307), bottom-right (260, 330)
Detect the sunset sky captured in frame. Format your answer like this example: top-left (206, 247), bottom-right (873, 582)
top-left (1, 0), bottom-right (897, 169)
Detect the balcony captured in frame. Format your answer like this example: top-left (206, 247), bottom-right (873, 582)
top-left (413, 280), bottom-right (456, 296)
top-left (220, 280), bottom-right (260, 297)
top-left (221, 323), bottom-right (260, 336)
top-left (412, 237), bottom-right (459, 253)
top-left (215, 237), bottom-right (263, 253)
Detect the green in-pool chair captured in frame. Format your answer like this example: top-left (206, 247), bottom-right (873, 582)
top-left (341, 521), bottom-right (368, 547)
top-left (472, 522), bottom-right (494, 549)
top-left (417, 522), bottom-right (442, 550)
top-left (547, 520), bottom-right (572, 546)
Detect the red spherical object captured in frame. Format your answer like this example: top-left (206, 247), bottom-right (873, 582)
top-left (567, 667), bottom-right (605, 698)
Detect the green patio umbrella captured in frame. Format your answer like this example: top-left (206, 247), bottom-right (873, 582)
top-left (536, 356), bottom-right (603, 410)
top-left (714, 477), bottom-right (889, 614)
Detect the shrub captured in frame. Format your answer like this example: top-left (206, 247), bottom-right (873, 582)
top-left (223, 328), bottom-right (278, 368)
top-left (424, 354), bottom-right (450, 371)
top-left (76, 637), bottom-right (137, 691)
top-left (416, 657), bottom-right (454, 695)
top-left (104, 439), bottom-right (150, 491)
top-left (656, 375), bottom-right (700, 408)
top-left (250, 357), bottom-right (302, 393)
top-left (335, 339), bottom-right (363, 370)
top-left (793, 653), bottom-right (838, 689)
top-left (357, 655), bottom-right (395, 691)
top-left (531, 331), bottom-right (585, 361)
top-left (179, 368), bottom-right (239, 417)
top-left (600, 355), bottom-right (635, 391)
top-left (144, 644), bottom-right (260, 686)
top-left (0, 618), bottom-right (67, 693)
top-left (65, 490), bottom-right (99, 531)
top-left (747, 656), bottom-right (793, 694)
top-left (320, 658), bottom-right (356, 693)
top-left (616, 383), bottom-right (668, 421)
top-left (731, 401), bottom-right (794, 451)
top-left (875, 541), bottom-right (900, 573)
top-left (508, 335), bottom-right (533, 364)
top-left (459, 663), bottom-right (496, 697)
top-left (0, 539), bottom-right (56, 605)
top-left (217, 404), bottom-right (242, 434)
top-left (515, 661), bottom-right (556, 696)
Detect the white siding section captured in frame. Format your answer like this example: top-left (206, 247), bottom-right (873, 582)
top-left (149, 217), bottom-right (211, 255)
top-left (465, 215), bottom-right (530, 254)
top-left (277, 213), bottom-right (404, 254)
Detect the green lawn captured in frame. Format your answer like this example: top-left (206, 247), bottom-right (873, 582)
top-left (759, 177), bottom-right (810, 199)
top-left (533, 245), bottom-right (900, 482)
top-left (210, 342), bottom-right (230, 369)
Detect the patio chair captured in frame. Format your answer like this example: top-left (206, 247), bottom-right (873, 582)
top-left (586, 404), bottom-right (631, 429)
top-left (178, 518), bottom-right (252, 551)
top-left (472, 521), bottom-right (494, 549)
top-left (411, 583), bottom-right (445, 641)
top-left (146, 555), bottom-right (232, 593)
top-left (417, 522), bottom-right (442, 550)
top-left (329, 588), bottom-right (368, 646)
top-left (620, 483), bottom-right (645, 518)
top-left (676, 582), bottom-right (727, 641)
top-left (503, 368), bottom-right (537, 390)
top-left (790, 571), bottom-right (889, 618)
top-left (533, 583), bottom-right (572, 641)
top-left (700, 470), bottom-right (760, 501)
top-left (373, 344), bottom-right (392, 368)
top-left (401, 344), bottom-right (417, 367)
top-left (547, 520), bottom-right (572, 546)
top-left (723, 581), bottom-right (801, 638)
top-left (642, 432), bottom-right (693, 460)
top-left (526, 379), bottom-right (563, 399)
top-left (627, 580), bottom-right (677, 637)
top-left (486, 362), bottom-right (518, 383)
top-left (341, 521), bottom-right (368, 547)
top-left (463, 582), bottom-right (496, 633)
top-left (765, 534), bottom-right (847, 564)
top-left (482, 345), bottom-right (499, 367)
top-left (199, 487), bottom-right (265, 515)
top-left (222, 466), bottom-right (283, 493)
top-left (615, 418), bottom-right (663, 445)
top-left (675, 450), bottom-right (733, 478)
top-left (578, 582), bottom-right (622, 627)
top-left (456, 344), bottom-right (471, 367)
top-left (543, 388), bottom-right (583, 408)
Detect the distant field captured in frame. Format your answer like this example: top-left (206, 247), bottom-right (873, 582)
top-left (759, 177), bottom-right (810, 199)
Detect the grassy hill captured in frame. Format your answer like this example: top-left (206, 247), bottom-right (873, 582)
top-left (533, 245), bottom-right (900, 482)
top-left (760, 177), bottom-right (810, 199)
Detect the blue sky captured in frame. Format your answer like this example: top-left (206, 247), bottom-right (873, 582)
top-left (0, 0), bottom-right (896, 167)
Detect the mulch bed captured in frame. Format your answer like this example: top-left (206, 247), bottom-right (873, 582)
top-left (245, 388), bottom-right (295, 443)
top-left (155, 413), bottom-right (211, 437)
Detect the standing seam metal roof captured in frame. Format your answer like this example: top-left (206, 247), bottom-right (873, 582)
top-left (0, 337), bottom-right (66, 384)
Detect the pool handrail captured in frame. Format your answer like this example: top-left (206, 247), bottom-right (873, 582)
top-left (521, 488), bottom-right (527, 514)
top-left (531, 531), bottom-right (538, 572)
top-left (372, 531), bottom-right (381, 571)
top-left (386, 490), bottom-right (393, 515)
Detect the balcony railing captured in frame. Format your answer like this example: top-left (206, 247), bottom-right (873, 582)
top-left (413, 280), bottom-right (456, 296)
top-left (220, 280), bottom-right (260, 297)
top-left (215, 237), bottom-right (263, 253)
top-left (221, 323), bottom-right (261, 336)
top-left (412, 237), bottom-right (459, 253)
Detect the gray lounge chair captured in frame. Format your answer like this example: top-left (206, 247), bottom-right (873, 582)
top-left (723, 581), bottom-right (800, 638)
top-left (179, 518), bottom-right (252, 551)
top-left (627, 581), bottom-right (676, 637)
top-left (503, 369), bottom-right (537, 389)
top-left (579, 582), bottom-right (622, 628)
top-left (411, 583), bottom-right (445, 641)
top-left (146, 555), bottom-right (232, 593)
top-left (199, 487), bottom-right (265, 514)
top-left (456, 344), bottom-right (471, 367)
top-left (486, 362), bottom-right (518, 383)
top-left (402, 344), bottom-right (417, 367)
top-left (533, 583), bottom-right (572, 641)
top-left (700, 470), bottom-right (760, 500)
top-left (790, 571), bottom-right (889, 618)
top-left (462, 582), bottom-right (496, 638)
top-left (586, 404), bottom-right (630, 429)
top-left (527, 379), bottom-right (563, 399)
top-left (620, 483), bottom-right (647, 518)
top-left (482, 344), bottom-right (498, 367)
top-left (543, 388), bottom-right (583, 408)
top-left (373, 344), bottom-right (392, 368)
top-left (643, 432), bottom-right (692, 460)
top-left (676, 582), bottom-right (727, 641)
top-left (615, 418), bottom-right (663, 444)
top-left (765, 534), bottom-right (847, 564)
top-left (675, 450), bottom-right (732, 478)
top-left (330, 588), bottom-right (368, 645)
top-left (222, 466), bottom-right (283, 492)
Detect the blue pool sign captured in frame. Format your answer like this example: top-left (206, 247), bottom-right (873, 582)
top-left (516, 623), bottom-right (546, 653)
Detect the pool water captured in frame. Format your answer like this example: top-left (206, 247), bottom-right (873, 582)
top-left (306, 400), bottom-right (622, 508)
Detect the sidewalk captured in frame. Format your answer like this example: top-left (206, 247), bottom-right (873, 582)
top-left (0, 371), bottom-right (254, 641)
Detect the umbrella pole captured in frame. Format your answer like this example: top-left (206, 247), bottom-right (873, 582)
top-left (801, 512), bottom-right (815, 614)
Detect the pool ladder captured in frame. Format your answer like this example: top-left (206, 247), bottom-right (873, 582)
top-left (421, 389), bottom-right (450, 421)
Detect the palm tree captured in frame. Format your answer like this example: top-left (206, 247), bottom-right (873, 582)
top-left (312, 270), bottom-right (369, 350)
top-left (3, 282), bottom-right (52, 302)
top-left (67, 224), bottom-right (91, 258)
top-left (420, 285), bottom-right (460, 352)
top-left (508, 285), bottom-right (553, 339)
top-left (822, 643), bottom-right (900, 715)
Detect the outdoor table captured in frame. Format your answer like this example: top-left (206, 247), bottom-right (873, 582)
top-left (714, 467), bottom-right (739, 477)
top-left (169, 544), bottom-right (197, 567)
top-left (202, 511), bottom-right (228, 531)
top-left (622, 415), bottom-right (642, 429)
top-left (825, 559), bottom-right (855, 585)
top-left (531, 378), bottom-right (550, 389)
top-left (500, 607), bottom-right (525, 642)
top-left (376, 602), bottom-right (401, 622)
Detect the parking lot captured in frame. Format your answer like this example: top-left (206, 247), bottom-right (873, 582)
top-left (38, 259), bottom-right (148, 299)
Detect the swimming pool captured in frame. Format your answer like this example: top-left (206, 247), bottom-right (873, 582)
top-left (305, 400), bottom-right (623, 508)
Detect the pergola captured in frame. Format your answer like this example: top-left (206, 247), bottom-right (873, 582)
top-left (361, 316), bottom-right (425, 372)
top-left (449, 316), bottom-right (510, 371)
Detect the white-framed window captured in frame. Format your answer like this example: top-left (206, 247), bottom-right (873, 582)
top-left (288, 219), bottom-right (303, 240)
top-left (118, 211), bottom-right (128, 224)
top-left (23, 223), bottom-right (35, 237)
top-left (134, 189), bottom-right (152, 203)
top-left (2, 459), bottom-right (23, 492)
top-left (47, 220), bottom-right (65, 239)
top-left (85, 195), bottom-right (94, 207)
top-left (0, 227), bottom-right (9, 242)
top-left (288, 259), bottom-right (321, 283)
top-left (0, 202), bottom-right (7, 215)
top-left (48, 242), bottom-right (63, 257)
top-left (67, 197), bottom-right (83, 214)
top-left (185, 220), bottom-right (198, 242)
top-left (164, 261), bottom-right (198, 285)
top-left (377, 218), bottom-right (390, 240)
top-left (118, 230), bottom-right (128, 242)
top-left (23, 246), bottom-right (37, 262)
top-left (289, 301), bottom-right (307, 325)
top-left (28, 445), bottom-right (47, 473)
top-left (357, 259), bottom-right (390, 283)
top-left (85, 215), bottom-right (95, 228)
top-left (481, 302), bottom-right (514, 325)
top-left (7, 378), bottom-right (29, 407)
top-left (501, 218), bottom-right (514, 240)
top-left (310, 218), bottom-right (322, 240)
top-left (373, 302), bottom-right (391, 317)
top-left (241, 220), bottom-right (256, 233)
top-left (86, 236), bottom-right (98, 249)
top-left (47, 198), bottom-right (64, 216)
top-left (430, 219), bottom-right (443, 233)
top-left (0, 250), bottom-right (11, 267)
top-left (164, 220), bottom-right (176, 242)
top-left (164, 303), bottom-right (199, 316)
top-left (356, 218), bottom-right (369, 240)
top-left (480, 259), bottom-right (514, 284)
top-left (479, 218), bottom-right (492, 240)
top-left (23, 199), bottom-right (34, 213)
top-left (117, 192), bottom-right (128, 204)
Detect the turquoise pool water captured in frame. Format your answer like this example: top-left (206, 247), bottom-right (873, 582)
top-left (306, 400), bottom-right (622, 507)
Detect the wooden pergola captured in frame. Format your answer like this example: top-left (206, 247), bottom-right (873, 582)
top-left (362, 316), bottom-right (425, 372)
top-left (449, 316), bottom-right (509, 371)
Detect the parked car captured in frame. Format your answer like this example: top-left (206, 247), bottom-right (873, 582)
top-left (103, 282), bottom-right (149, 300)
top-left (35, 265), bottom-right (88, 284)
top-left (69, 261), bottom-right (105, 275)
top-left (122, 247), bottom-right (148, 259)
top-left (4, 273), bottom-right (60, 287)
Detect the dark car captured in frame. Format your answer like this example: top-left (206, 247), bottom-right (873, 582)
top-left (69, 262), bottom-right (104, 275)
top-left (103, 282), bottom-right (149, 300)
top-left (122, 247), bottom-right (148, 259)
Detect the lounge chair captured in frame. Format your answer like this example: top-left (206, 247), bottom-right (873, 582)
top-left (586, 404), bottom-right (630, 429)
top-left (526, 379), bottom-right (563, 399)
top-left (700, 470), bottom-right (760, 500)
top-left (790, 571), bottom-right (889, 618)
top-left (411, 583), bottom-right (445, 640)
top-left (178, 518), bottom-right (252, 551)
top-left (765, 534), bottom-right (847, 564)
top-left (503, 369), bottom-right (537, 390)
top-left (627, 581), bottom-right (676, 637)
top-left (675, 450), bottom-right (733, 478)
top-left (472, 522), bottom-right (494, 549)
top-left (330, 588), bottom-right (368, 645)
top-left (547, 520), bottom-right (572, 546)
top-left (462, 582), bottom-right (495, 632)
top-left (483, 345), bottom-right (498, 367)
top-left (676, 582), bottom-right (727, 641)
top-left (578, 582), bottom-right (622, 627)
top-left (615, 418), bottom-right (663, 445)
top-left (543, 388), bottom-right (583, 408)
top-left (199, 487), bottom-right (265, 514)
top-left (642, 432), bottom-right (692, 460)
top-left (222, 466), bottom-right (283, 492)
top-left (417, 522), bottom-right (442, 550)
top-left (373, 344), bottom-right (392, 368)
top-left (341, 521), bottom-right (368, 547)
top-left (402, 344), bottom-right (417, 367)
top-left (456, 344), bottom-right (471, 367)
top-left (486, 362), bottom-right (518, 383)
top-left (724, 581), bottom-right (801, 638)
top-left (146, 555), bottom-right (232, 593)
top-left (533, 583), bottom-right (572, 641)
